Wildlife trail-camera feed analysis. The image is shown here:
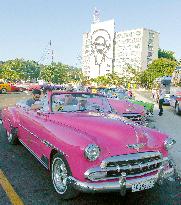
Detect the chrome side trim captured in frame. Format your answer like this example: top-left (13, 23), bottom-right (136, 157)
top-left (7, 118), bottom-right (13, 128)
top-left (18, 123), bottom-right (68, 157)
top-left (42, 140), bottom-right (55, 149)
top-left (68, 167), bottom-right (174, 193)
top-left (19, 124), bottom-right (40, 140)
top-left (19, 139), bottom-right (49, 169)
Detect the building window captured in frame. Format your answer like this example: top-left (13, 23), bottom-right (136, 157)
top-left (149, 32), bottom-right (155, 38)
top-left (148, 52), bottom-right (152, 57)
top-left (148, 39), bottom-right (153, 44)
top-left (148, 46), bottom-right (153, 51)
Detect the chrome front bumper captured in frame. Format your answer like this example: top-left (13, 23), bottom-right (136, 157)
top-left (68, 167), bottom-right (174, 195)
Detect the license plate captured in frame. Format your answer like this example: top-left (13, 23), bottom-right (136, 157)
top-left (132, 179), bottom-right (155, 192)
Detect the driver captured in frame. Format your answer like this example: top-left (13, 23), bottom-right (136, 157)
top-left (26, 89), bottom-right (42, 110)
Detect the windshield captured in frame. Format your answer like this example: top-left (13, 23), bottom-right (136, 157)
top-left (51, 93), bottom-right (112, 113)
top-left (106, 89), bottom-right (128, 99)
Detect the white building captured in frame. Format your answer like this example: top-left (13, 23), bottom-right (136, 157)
top-left (82, 20), bottom-right (159, 78)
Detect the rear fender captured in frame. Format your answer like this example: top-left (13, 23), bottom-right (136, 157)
top-left (2, 107), bottom-right (19, 130)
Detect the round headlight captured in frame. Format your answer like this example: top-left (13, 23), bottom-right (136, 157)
top-left (84, 144), bottom-right (100, 161)
top-left (164, 138), bottom-right (176, 150)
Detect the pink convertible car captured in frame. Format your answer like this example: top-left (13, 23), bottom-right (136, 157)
top-left (108, 98), bottom-right (146, 125)
top-left (1, 91), bottom-right (176, 199)
top-left (90, 87), bottom-right (146, 125)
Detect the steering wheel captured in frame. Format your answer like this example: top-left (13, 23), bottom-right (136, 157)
top-left (57, 105), bottom-right (64, 111)
top-left (90, 104), bottom-right (104, 112)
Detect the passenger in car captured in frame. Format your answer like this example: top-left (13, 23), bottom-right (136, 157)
top-left (64, 94), bottom-right (78, 106)
top-left (77, 98), bottom-right (88, 110)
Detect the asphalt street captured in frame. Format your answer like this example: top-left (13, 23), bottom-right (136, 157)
top-left (0, 92), bottom-right (181, 205)
top-left (134, 90), bottom-right (181, 177)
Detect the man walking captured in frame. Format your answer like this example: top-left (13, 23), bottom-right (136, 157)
top-left (158, 84), bottom-right (166, 116)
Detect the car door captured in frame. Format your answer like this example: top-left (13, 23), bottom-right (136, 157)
top-left (18, 108), bottom-right (45, 159)
top-left (17, 107), bottom-right (32, 146)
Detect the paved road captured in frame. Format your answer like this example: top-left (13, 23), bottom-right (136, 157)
top-left (134, 90), bottom-right (181, 177)
top-left (0, 92), bottom-right (30, 110)
top-left (0, 92), bottom-right (181, 205)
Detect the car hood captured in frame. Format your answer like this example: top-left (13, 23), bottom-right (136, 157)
top-left (108, 98), bottom-right (145, 116)
top-left (48, 112), bottom-right (167, 157)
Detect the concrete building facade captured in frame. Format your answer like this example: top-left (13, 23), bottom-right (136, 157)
top-left (82, 20), bottom-right (159, 78)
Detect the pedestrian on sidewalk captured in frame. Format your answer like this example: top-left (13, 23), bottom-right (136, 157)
top-left (158, 84), bottom-right (166, 116)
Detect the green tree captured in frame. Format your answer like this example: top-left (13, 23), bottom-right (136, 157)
top-left (158, 48), bottom-right (176, 61)
top-left (40, 63), bottom-right (71, 84)
top-left (68, 67), bottom-right (87, 83)
top-left (1, 59), bottom-right (40, 81)
top-left (92, 72), bottom-right (124, 87)
top-left (139, 58), bottom-right (177, 88)
top-left (178, 59), bottom-right (181, 66)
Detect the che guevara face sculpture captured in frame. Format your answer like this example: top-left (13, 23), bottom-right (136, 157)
top-left (91, 29), bottom-right (111, 66)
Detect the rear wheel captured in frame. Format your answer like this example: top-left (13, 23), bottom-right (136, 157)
top-left (175, 103), bottom-right (181, 115)
top-left (51, 153), bottom-right (79, 199)
top-left (6, 127), bottom-right (19, 145)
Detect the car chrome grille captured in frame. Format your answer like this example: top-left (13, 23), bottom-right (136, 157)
top-left (84, 152), bottom-right (166, 181)
top-left (122, 113), bottom-right (142, 124)
top-left (102, 152), bottom-right (162, 178)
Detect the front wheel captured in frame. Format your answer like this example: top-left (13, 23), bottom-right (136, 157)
top-left (1, 88), bottom-right (7, 94)
top-left (175, 103), bottom-right (181, 115)
top-left (51, 153), bottom-right (79, 199)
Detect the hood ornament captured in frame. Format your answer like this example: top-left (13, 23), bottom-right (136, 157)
top-left (127, 143), bottom-right (146, 152)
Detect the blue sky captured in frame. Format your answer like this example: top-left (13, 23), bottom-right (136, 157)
top-left (0, 0), bottom-right (181, 66)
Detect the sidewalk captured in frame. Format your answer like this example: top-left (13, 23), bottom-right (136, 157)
top-left (134, 90), bottom-right (181, 177)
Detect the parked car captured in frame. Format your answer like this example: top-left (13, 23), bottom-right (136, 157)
top-left (128, 99), bottom-right (154, 116)
top-left (0, 81), bottom-right (23, 93)
top-left (108, 98), bottom-right (146, 125)
top-left (1, 91), bottom-right (176, 199)
top-left (170, 92), bottom-right (181, 115)
top-left (13, 83), bottom-right (28, 92)
top-left (10, 83), bottom-right (24, 92)
top-left (27, 83), bottom-right (41, 91)
top-left (105, 88), bottom-right (154, 116)
top-left (0, 81), bottom-right (11, 93)
top-left (90, 88), bottom-right (147, 125)
top-left (169, 78), bottom-right (181, 115)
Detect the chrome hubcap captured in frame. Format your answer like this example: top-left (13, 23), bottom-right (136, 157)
top-left (53, 158), bottom-right (68, 194)
top-left (7, 132), bottom-right (13, 142)
top-left (2, 89), bottom-right (6, 93)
